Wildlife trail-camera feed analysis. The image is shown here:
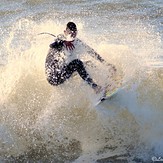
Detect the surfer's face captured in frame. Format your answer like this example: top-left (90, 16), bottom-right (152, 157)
top-left (64, 27), bottom-right (77, 38)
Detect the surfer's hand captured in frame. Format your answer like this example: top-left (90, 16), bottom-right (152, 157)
top-left (106, 63), bottom-right (117, 72)
top-left (94, 85), bottom-right (103, 94)
top-left (63, 41), bottom-right (75, 51)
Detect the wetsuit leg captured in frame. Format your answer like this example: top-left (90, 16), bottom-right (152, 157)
top-left (61, 59), bottom-right (98, 88)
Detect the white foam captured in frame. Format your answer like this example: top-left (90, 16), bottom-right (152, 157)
top-left (0, 19), bottom-right (163, 162)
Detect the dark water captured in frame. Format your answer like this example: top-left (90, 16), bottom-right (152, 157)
top-left (0, 0), bottom-right (163, 162)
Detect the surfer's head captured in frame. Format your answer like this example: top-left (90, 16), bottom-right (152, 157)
top-left (64, 22), bottom-right (77, 39)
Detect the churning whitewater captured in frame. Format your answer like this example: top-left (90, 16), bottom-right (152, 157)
top-left (0, 0), bottom-right (163, 162)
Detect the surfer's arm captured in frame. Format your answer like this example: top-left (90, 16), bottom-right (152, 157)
top-left (87, 46), bottom-right (116, 71)
top-left (49, 40), bottom-right (64, 51)
top-left (50, 34), bottom-right (75, 51)
top-left (78, 39), bottom-right (116, 71)
top-left (49, 34), bottom-right (65, 51)
top-left (49, 34), bottom-right (67, 50)
top-left (87, 46), bottom-right (105, 63)
top-left (50, 40), bottom-right (75, 51)
top-left (78, 39), bottom-right (106, 63)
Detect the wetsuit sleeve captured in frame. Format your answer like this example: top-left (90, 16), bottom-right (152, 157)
top-left (87, 47), bottom-right (105, 62)
top-left (78, 39), bottom-right (105, 63)
top-left (77, 39), bottom-right (117, 72)
top-left (49, 40), bottom-right (64, 51)
top-left (49, 34), bottom-right (66, 51)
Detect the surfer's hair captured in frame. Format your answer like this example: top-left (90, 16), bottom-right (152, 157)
top-left (66, 22), bottom-right (77, 32)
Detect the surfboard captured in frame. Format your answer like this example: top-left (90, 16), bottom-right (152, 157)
top-left (95, 87), bottom-right (120, 106)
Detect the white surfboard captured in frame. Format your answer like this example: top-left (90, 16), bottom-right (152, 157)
top-left (95, 87), bottom-right (121, 106)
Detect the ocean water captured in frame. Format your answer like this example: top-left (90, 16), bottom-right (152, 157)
top-left (0, 0), bottom-right (163, 162)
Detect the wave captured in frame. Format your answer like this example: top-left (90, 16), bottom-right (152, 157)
top-left (0, 18), bottom-right (163, 162)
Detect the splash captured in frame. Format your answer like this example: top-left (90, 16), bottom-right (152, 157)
top-left (0, 17), bottom-right (163, 162)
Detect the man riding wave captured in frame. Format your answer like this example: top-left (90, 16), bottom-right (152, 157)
top-left (45, 22), bottom-right (116, 94)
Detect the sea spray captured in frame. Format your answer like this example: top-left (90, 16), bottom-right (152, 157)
top-left (0, 15), bottom-right (162, 162)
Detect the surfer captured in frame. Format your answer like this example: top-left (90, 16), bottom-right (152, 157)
top-left (45, 22), bottom-right (116, 93)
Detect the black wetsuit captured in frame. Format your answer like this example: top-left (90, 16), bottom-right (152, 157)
top-left (45, 36), bottom-right (98, 88)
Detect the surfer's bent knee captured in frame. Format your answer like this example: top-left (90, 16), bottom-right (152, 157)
top-left (73, 59), bottom-right (83, 65)
top-left (46, 76), bottom-right (64, 86)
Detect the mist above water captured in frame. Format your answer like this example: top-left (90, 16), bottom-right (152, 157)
top-left (0, 0), bottom-right (163, 162)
